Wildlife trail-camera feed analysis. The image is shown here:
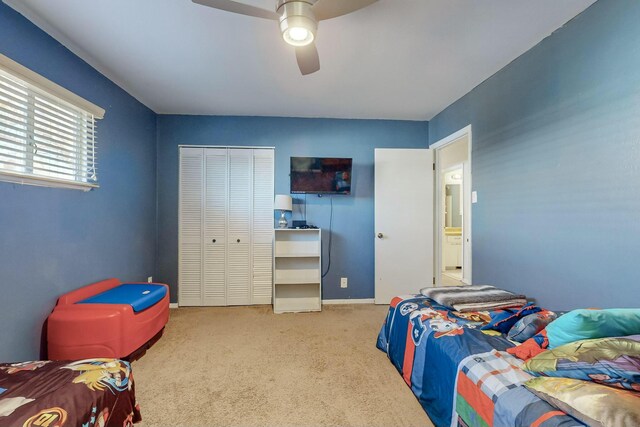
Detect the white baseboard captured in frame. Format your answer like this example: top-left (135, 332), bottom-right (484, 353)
top-left (322, 298), bottom-right (375, 305)
top-left (170, 300), bottom-right (374, 308)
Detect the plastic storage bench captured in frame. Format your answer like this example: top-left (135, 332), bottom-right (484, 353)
top-left (47, 278), bottom-right (170, 360)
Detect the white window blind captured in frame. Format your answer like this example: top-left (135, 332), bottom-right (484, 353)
top-left (0, 55), bottom-right (105, 191)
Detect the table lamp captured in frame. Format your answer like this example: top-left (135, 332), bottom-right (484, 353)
top-left (274, 195), bottom-right (293, 229)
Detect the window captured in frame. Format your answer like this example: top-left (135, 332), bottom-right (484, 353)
top-left (0, 54), bottom-right (104, 191)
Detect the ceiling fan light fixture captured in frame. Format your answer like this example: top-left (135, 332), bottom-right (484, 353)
top-left (288, 27), bottom-right (310, 41)
top-left (278, 1), bottom-right (317, 47)
top-left (283, 26), bottom-right (314, 46)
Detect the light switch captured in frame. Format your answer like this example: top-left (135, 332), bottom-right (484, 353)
top-left (471, 191), bottom-right (478, 204)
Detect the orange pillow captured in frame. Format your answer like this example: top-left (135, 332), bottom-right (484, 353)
top-left (507, 330), bottom-right (549, 360)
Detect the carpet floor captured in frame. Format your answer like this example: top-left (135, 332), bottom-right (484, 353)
top-left (132, 304), bottom-right (433, 427)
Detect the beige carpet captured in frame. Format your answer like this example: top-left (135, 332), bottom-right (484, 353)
top-left (132, 305), bottom-right (434, 427)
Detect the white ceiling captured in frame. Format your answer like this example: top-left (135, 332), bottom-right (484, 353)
top-left (4, 0), bottom-right (596, 120)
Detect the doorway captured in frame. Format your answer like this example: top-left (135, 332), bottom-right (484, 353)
top-left (431, 125), bottom-right (472, 287)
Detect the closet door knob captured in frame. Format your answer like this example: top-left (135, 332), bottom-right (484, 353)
top-left (237, 239), bottom-right (241, 243)
top-left (212, 239), bottom-right (216, 243)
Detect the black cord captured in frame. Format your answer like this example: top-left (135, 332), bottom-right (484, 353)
top-left (322, 196), bottom-right (333, 278)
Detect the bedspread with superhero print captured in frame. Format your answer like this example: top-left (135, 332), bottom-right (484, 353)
top-left (0, 359), bottom-right (141, 426)
top-left (376, 295), bottom-right (584, 427)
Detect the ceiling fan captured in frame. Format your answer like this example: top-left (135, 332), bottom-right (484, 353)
top-left (192, 0), bottom-right (379, 75)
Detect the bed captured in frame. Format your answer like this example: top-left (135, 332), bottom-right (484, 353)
top-left (0, 358), bottom-right (141, 426)
top-left (376, 295), bottom-right (584, 427)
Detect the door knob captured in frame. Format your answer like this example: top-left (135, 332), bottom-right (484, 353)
top-left (237, 239), bottom-right (241, 243)
top-left (377, 233), bottom-right (384, 239)
top-left (212, 239), bottom-right (216, 243)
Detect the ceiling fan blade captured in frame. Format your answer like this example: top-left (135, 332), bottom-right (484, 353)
top-left (192, 0), bottom-right (279, 20)
top-left (311, 0), bottom-right (378, 21)
top-left (295, 43), bottom-right (320, 75)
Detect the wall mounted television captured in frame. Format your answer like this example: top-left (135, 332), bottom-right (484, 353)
top-left (290, 157), bottom-right (352, 195)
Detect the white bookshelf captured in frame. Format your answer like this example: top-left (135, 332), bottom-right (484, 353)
top-left (273, 229), bottom-right (322, 313)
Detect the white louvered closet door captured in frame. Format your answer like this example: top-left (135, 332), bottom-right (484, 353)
top-left (252, 149), bottom-right (274, 304)
top-left (179, 147), bottom-right (204, 306)
top-left (203, 148), bottom-right (228, 306)
top-left (226, 148), bottom-right (252, 305)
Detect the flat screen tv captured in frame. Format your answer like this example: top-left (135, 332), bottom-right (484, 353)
top-left (290, 157), bottom-right (352, 195)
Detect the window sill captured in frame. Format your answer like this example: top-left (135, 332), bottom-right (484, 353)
top-left (0, 171), bottom-right (98, 191)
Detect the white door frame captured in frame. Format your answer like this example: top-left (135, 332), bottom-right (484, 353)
top-left (431, 125), bottom-right (472, 286)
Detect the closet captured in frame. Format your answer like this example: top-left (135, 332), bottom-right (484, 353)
top-left (178, 147), bottom-right (274, 306)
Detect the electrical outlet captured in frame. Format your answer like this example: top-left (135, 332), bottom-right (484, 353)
top-left (147, 276), bottom-right (153, 283)
top-left (340, 277), bottom-right (348, 288)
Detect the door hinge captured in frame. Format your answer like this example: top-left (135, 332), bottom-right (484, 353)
top-left (433, 163), bottom-right (435, 171)
top-left (433, 276), bottom-right (436, 285)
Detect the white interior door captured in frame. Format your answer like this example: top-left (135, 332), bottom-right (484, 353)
top-left (179, 147), bottom-right (204, 306)
top-left (180, 147), bottom-right (274, 307)
top-left (374, 149), bottom-right (434, 304)
top-left (252, 149), bottom-right (274, 304)
top-left (227, 148), bottom-right (252, 305)
top-left (203, 148), bottom-right (228, 306)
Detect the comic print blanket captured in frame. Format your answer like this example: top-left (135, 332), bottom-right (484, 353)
top-left (376, 295), bottom-right (584, 427)
top-left (0, 359), bottom-right (141, 427)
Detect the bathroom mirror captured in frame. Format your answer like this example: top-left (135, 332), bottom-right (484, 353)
top-left (445, 183), bottom-right (462, 228)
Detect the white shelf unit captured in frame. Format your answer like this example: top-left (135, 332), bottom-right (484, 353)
top-left (273, 229), bottom-right (322, 313)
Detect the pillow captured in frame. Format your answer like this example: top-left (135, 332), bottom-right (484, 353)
top-left (523, 335), bottom-right (640, 391)
top-left (525, 377), bottom-right (640, 427)
top-left (546, 308), bottom-right (640, 349)
top-left (507, 330), bottom-right (549, 361)
top-left (480, 303), bottom-right (541, 334)
top-left (507, 310), bottom-right (557, 343)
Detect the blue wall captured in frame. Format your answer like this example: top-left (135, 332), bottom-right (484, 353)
top-left (0, 3), bottom-right (158, 361)
top-left (156, 116), bottom-right (428, 302)
top-left (429, 0), bottom-right (640, 310)
top-left (5, 0), bottom-right (635, 362)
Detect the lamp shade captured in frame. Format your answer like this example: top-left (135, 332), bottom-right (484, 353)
top-left (274, 195), bottom-right (292, 211)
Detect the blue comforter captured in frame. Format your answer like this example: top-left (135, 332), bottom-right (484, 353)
top-left (377, 295), bottom-right (583, 427)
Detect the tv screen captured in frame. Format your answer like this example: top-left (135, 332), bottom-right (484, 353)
top-left (290, 157), bottom-right (352, 195)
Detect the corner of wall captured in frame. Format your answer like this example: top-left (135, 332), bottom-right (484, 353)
top-left (153, 113), bottom-right (161, 281)
top-left (425, 120), bottom-right (430, 147)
